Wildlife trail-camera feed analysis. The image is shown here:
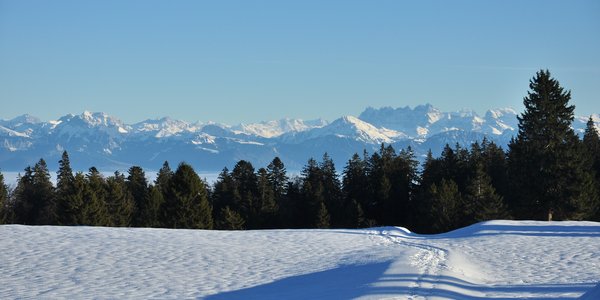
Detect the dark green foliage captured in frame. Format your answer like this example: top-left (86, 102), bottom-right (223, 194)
top-left (217, 206), bottom-right (245, 230)
top-left (127, 166), bottom-right (151, 227)
top-left (105, 172), bottom-right (135, 227)
top-left (342, 153), bottom-right (372, 227)
top-left (429, 179), bottom-right (462, 232)
top-left (13, 160), bottom-right (56, 225)
top-left (162, 163), bottom-right (213, 229)
top-left (583, 117), bottom-right (600, 220)
top-left (83, 167), bottom-right (109, 226)
top-left (464, 163), bottom-right (510, 223)
top-left (508, 70), bottom-right (598, 220)
top-left (0, 172), bottom-right (8, 224)
top-left (256, 168), bottom-right (277, 228)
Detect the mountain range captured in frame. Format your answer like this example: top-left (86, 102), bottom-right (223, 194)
top-left (1, 104), bottom-right (598, 172)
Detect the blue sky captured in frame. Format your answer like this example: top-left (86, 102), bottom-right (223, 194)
top-left (1, 0), bottom-right (599, 124)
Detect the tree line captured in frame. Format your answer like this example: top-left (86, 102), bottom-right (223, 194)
top-left (0, 70), bottom-right (599, 233)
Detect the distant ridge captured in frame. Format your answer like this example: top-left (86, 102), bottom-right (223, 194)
top-left (1, 106), bottom-right (597, 171)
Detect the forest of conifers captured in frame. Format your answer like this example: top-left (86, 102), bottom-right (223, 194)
top-left (1, 70), bottom-right (599, 233)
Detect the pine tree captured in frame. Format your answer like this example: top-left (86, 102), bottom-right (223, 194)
top-left (267, 157), bottom-right (288, 200)
top-left (127, 166), bottom-right (151, 227)
top-left (14, 160), bottom-right (56, 225)
top-left (83, 167), bottom-right (109, 226)
top-left (429, 179), bottom-right (462, 233)
top-left (464, 163), bottom-right (510, 223)
top-left (105, 172), bottom-right (135, 227)
top-left (55, 151), bottom-right (78, 225)
top-left (342, 153), bottom-right (371, 227)
top-left (0, 171), bottom-right (9, 224)
top-left (583, 116), bottom-right (600, 220)
top-left (163, 163), bottom-right (213, 229)
top-left (217, 206), bottom-right (245, 230)
top-left (231, 160), bottom-right (258, 228)
top-left (508, 70), bottom-right (599, 220)
top-left (319, 153), bottom-right (343, 227)
top-left (256, 167), bottom-right (277, 228)
top-left (315, 201), bottom-right (331, 229)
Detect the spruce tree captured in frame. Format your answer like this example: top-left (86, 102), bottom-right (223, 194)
top-left (15, 159), bottom-right (57, 225)
top-left (127, 166), bottom-right (151, 227)
top-left (217, 206), bottom-right (245, 230)
top-left (508, 70), bottom-right (599, 220)
top-left (256, 168), bottom-right (277, 228)
top-left (0, 171), bottom-right (8, 224)
top-left (464, 163), bottom-right (510, 223)
top-left (105, 172), bottom-right (135, 227)
top-left (13, 167), bottom-right (34, 224)
top-left (231, 160), bottom-right (258, 228)
top-left (83, 167), bottom-right (109, 226)
top-left (163, 163), bottom-right (213, 229)
top-left (342, 153), bottom-right (372, 227)
top-left (55, 151), bottom-right (77, 225)
top-left (429, 179), bottom-right (462, 233)
top-left (319, 153), bottom-right (343, 227)
top-left (583, 117), bottom-right (600, 220)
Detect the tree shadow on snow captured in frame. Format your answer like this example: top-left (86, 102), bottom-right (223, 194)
top-left (204, 261), bottom-right (393, 300)
top-left (205, 264), bottom-right (596, 300)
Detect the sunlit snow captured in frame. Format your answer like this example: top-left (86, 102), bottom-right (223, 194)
top-left (1, 220), bottom-right (598, 299)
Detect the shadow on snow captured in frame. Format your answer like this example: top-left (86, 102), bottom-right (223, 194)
top-left (205, 261), bottom-right (595, 300)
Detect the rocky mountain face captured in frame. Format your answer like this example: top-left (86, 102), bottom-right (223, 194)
top-left (1, 105), bottom-right (597, 172)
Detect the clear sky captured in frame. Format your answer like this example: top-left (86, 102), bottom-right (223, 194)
top-left (1, 0), bottom-right (599, 124)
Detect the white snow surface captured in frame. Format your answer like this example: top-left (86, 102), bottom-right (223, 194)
top-left (1, 220), bottom-right (599, 299)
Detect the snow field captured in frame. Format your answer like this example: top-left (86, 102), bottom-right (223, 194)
top-left (1, 220), bottom-right (599, 299)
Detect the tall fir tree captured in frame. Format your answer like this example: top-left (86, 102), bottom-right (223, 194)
top-left (163, 163), bottom-right (213, 229)
top-left (256, 167), bottom-right (277, 228)
top-left (83, 167), bottom-right (109, 226)
top-left (0, 171), bottom-right (9, 224)
top-left (429, 179), bottom-right (462, 233)
top-left (55, 151), bottom-right (79, 225)
top-left (583, 116), bottom-right (600, 220)
top-left (319, 153), bottom-right (343, 227)
top-left (342, 153), bottom-right (371, 227)
top-left (13, 160), bottom-right (56, 225)
top-left (464, 163), bottom-right (510, 223)
top-left (508, 70), bottom-right (598, 220)
top-left (105, 172), bottom-right (135, 227)
top-left (127, 166), bottom-right (151, 227)
top-left (231, 160), bottom-right (258, 228)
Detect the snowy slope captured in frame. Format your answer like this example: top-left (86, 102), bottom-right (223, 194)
top-left (1, 220), bottom-right (599, 299)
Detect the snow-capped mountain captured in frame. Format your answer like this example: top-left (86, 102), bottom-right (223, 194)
top-left (0, 106), bottom-right (597, 172)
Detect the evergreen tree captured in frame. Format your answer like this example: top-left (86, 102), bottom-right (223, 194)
top-left (0, 171), bottom-right (8, 224)
top-left (13, 167), bottom-right (35, 224)
top-left (55, 151), bottom-right (78, 225)
top-left (508, 70), bottom-right (598, 220)
top-left (14, 160), bottom-right (56, 225)
top-left (315, 201), bottom-right (331, 229)
top-left (231, 160), bottom-right (258, 228)
top-left (155, 161), bottom-right (174, 193)
top-left (163, 163), bottom-right (213, 229)
top-left (105, 172), bottom-right (135, 227)
top-left (342, 153), bottom-right (372, 227)
top-left (464, 163), bottom-right (510, 223)
top-left (319, 153), bottom-right (343, 227)
top-left (267, 157), bottom-right (288, 201)
top-left (212, 168), bottom-right (241, 225)
top-left (83, 167), bottom-right (109, 226)
top-left (217, 206), bottom-right (245, 230)
top-left (429, 179), bottom-right (462, 233)
top-left (256, 167), bottom-right (277, 228)
top-left (146, 185), bottom-right (165, 227)
top-left (583, 117), bottom-right (600, 220)
top-left (127, 166), bottom-right (151, 227)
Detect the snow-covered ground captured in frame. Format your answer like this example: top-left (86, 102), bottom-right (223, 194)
top-left (1, 220), bottom-right (599, 299)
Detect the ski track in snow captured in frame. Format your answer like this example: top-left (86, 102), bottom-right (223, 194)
top-left (1, 220), bottom-right (599, 299)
